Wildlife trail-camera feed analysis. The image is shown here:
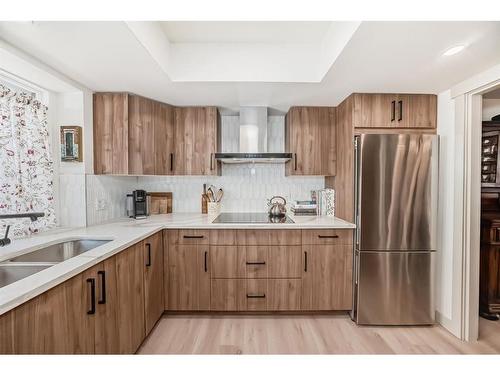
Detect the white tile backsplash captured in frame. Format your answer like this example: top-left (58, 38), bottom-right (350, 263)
top-left (86, 175), bottom-right (137, 226)
top-left (85, 115), bottom-right (324, 225)
top-left (59, 174), bottom-right (86, 227)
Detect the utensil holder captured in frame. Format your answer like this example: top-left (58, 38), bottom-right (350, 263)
top-left (207, 202), bottom-right (221, 217)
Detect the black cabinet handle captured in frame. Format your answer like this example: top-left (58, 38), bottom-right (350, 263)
top-left (391, 101), bottom-right (396, 122)
top-left (294, 153), bottom-right (298, 170)
top-left (304, 251), bottom-right (308, 272)
top-left (204, 251), bottom-right (208, 272)
top-left (170, 153), bottom-right (174, 171)
top-left (318, 235), bottom-right (339, 239)
top-left (398, 100), bottom-right (403, 121)
top-left (246, 261), bottom-right (266, 265)
top-left (183, 235), bottom-right (204, 239)
top-left (87, 278), bottom-right (96, 315)
top-left (246, 293), bottom-right (266, 298)
top-left (146, 243), bottom-right (152, 267)
top-left (97, 271), bottom-right (106, 305)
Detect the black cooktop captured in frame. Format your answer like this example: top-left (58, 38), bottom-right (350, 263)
top-left (212, 212), bottom-right (294, 224)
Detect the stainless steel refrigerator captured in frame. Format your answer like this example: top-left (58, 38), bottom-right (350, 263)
top-left (351, 134), bottom-right (438, 325)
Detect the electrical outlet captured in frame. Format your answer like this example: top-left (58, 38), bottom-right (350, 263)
top-left (96, 199), bottom-right (107, 211)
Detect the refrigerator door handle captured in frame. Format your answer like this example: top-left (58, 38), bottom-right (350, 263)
top-left (354, 136), bottom-right (361, 250)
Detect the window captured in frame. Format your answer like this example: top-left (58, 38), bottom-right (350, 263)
top-left (0, 73), bottom-right (56, 237)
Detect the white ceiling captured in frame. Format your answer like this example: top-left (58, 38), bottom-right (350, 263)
top-left (161, 21), bottom-right (332, 43)
top-left (0, 21), bottom-right (499, 112)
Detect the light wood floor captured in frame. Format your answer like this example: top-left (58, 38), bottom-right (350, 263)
top-left (138, 314), bottom-right (500, 354)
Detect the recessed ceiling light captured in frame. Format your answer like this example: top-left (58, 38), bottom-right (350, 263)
top-left (443, 45), bottom-right (466, 56)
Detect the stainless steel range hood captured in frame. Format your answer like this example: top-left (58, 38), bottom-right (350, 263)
top-left (215, 107), bottom-right (292, 163)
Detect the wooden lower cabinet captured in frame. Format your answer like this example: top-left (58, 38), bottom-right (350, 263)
top-left (0, 231), bottom-right (164, 355)
top-left (301, 244), bottom-right (353, 310)
top-left (13, 272), bottom-right (94, 354)
top-left (91, 259), bottom-right (119, 354)
top-left (143, 231), bottom-right (165, 334)
top-left (268, 279), bottom-right (301, 311)
top-left (0, 311), bottom-right (14, 354)
top-left (211, 279), bottom-right (246, 311)
top-left (115, 242), bottom-right (146, 353)
top-left (210, 279), bottom-right (301, 312)
top-left (210, 245), bottom-right (302, 279)
top-left (167, 244), bottom-right (211, 310)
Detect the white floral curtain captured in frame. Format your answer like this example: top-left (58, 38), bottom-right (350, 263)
top-left (0, 83), bottom-right (56, 237)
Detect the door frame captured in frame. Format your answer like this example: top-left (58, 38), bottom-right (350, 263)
top-left (454, 74), bottom-right (500, 341)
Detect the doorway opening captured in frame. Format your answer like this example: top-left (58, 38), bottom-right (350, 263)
top-left (478, 86), bottom-right (500, 336)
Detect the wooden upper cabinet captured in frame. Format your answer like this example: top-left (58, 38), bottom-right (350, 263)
top-left (352, 94), bottom-right (399, 128)
top-left (93, 92), bottom-right (129, 174)
top-left (154, 101), bottom-right (175, 175)
top-left (405, 94), bottom-right (438, 128)
top-left (128, 95), bottom-right (154, 175)
top-left (285, 106), bottom-right (336, 176)
top-left (352, 93), bottom-right (437, 129)
top-left (174, 106), bottom-right (220, 175)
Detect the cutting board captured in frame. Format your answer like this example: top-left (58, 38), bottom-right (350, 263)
top-left (149, 192), bottom-right (173, 214)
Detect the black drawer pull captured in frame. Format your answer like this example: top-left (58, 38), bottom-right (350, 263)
top-left (304, 251), bottom-right (308, 272)
top-left (398, 100), bottom-right (403, 121)
top-left (183, 235), bottom-right (204, 239)
top-left (318, 235), bottom-right (339, 239)
top-left (97, 271), bottom-right (106, 305)
top-left (146, 243), bottom-right (152, 267)
top-left (170, 153), bottom-right (174, 171)
top-left (391, 101), bottom-right (396, 122)
top-left (246, 261), bottom-right (266, 265)
top-left (87, 278), bottom-right (96, 315)
top-left (246, 293), bottom-right (266, 298)
top-left (204, 251), bottom-right (208, 272)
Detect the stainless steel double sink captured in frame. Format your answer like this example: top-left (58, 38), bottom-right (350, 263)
top-left (0, 239), bottom-right (111, 289)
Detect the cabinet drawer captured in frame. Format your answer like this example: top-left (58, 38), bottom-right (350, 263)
top-left (210, 230), bottom-right (238, 245)
top-left (210, 279), bottom-right (301, 311)
top-left (268, 246), bottom-right (302, 278)
top-left (210, 279), bottom-right (267, 311)
top-left (211, 246), bottom-right (268, 278)
top-left (211, 279), bottom-right (246, 311)
top-left (246, 279), bottom-right (267, 311)
top-left (302, 229), bottom-right (353, 245)
top-left (211, 245), bottom-right (302, 279)
top-left (239, 230), bottom-right (302, 246)
top-left (169, 229), bottom-right (210, 245)
top-left (268, 279), bottom-right (301, 311)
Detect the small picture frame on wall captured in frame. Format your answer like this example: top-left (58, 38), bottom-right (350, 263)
top-left (60, 126), bottom-right (83, 162)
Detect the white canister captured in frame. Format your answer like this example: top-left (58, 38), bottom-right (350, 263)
top-left (207, 202), bottom-right (221, 218)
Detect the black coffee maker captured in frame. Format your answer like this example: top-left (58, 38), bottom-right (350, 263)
top-left (127, 190), bottom-right (150, 219)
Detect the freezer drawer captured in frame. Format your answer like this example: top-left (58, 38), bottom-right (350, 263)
top-left (356, 251), bottom-right (435, 325)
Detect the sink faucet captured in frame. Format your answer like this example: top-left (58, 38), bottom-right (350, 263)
top-left (0, 212), bottom-right (45, 247)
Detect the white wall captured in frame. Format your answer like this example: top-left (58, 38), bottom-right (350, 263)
top-left (52, 92), bottom-right (87, 228)
top-left (436, 90), bottom-right (456, 329)
top-left (482, 99), bottom-right (500, 121)
top-left (0, 40), bottom-right (93, 230)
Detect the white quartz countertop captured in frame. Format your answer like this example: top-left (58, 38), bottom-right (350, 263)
top-left (0, 213), bottom-right (355, 315)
